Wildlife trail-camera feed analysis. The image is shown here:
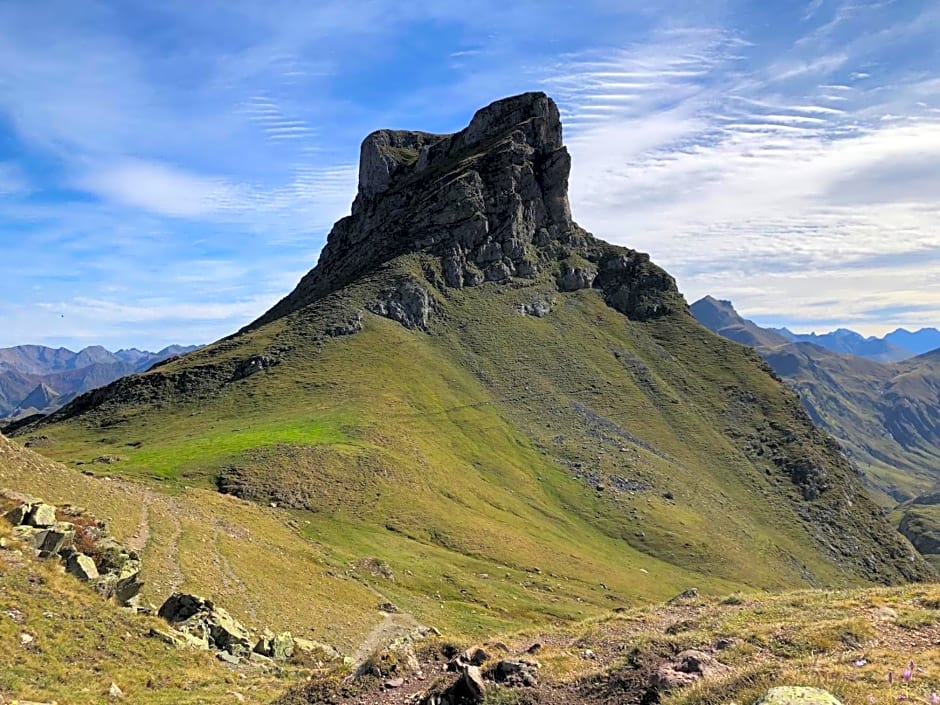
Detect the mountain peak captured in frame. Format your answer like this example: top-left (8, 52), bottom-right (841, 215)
top-left (355, 92), bottom-right (562, 206)
top-left (14, 382), bottom-right (59, 415)
top-left (691, 296), bottom-right (791, 349)
top-left (249, 91), bottom-right (679, 330)
top-left (693, 295), bottom-right (736, 313)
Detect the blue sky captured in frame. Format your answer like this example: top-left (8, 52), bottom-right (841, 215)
top-left (1, 0), bottom-right (939, 349)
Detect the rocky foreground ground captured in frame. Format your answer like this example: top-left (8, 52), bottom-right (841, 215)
top-left (273, 584), bottom-right (940, 705)
top-left (3, 492), bottom-right (940, 704)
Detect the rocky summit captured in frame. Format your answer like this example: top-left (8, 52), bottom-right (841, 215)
top-left (250, 92), bottom-right (680, 330)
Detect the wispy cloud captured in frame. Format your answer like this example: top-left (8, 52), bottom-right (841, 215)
top-left (0, 163), bottom-right (29, 195)
top-left (79, 160), bottom-right (239, 218)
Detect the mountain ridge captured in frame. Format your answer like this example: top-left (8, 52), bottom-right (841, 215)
top-left (770, 327), bottom-right (915, 362)
top-left (0, 344), bottom-right (199, 420)
top-left (692, 296), bottom-right (940, 505)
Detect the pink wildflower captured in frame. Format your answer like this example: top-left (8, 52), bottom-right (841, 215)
top-left (903, 668), bottom-right (913, 683)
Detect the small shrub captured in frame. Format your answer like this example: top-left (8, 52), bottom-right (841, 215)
top-left (895, 609), bottom-right (938, 630)
top-left (484, 685), bottom-right (521, 705)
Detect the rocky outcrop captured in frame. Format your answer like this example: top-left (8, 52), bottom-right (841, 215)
top-left (154, 592), bottom-right (336, 665)
top-left (157, 593), bottom-right (254, 657)
top-left (1, 490), bottom-right (310, 665)
top-left (369, 279), bottom-right (435, 330)
top-left (247, 91), bottom-right (683, 332)
top-left (232, 355), bottom-right (276, 381)
top-left (1, 490), bottom-right (142, 608)
top-left (652, 649), bottom-right (728, 690)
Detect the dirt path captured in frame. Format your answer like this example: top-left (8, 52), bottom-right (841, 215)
top-left (213, 527), bottom-right (260, 625)
top-left (126, 496), bottom-right (151, 553)
top-left (352, 610), bottom-right (423, 666)
top-left (162, 502), bottom-right (185, 595)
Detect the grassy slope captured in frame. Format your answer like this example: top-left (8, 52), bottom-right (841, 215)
top-left (4, 258), bottom-right (919, 645)
top-left (5, 506), bottom-right (940, 705)
top-left (0, 518), bottom-right (289, 705)
top-left (482, 582), bottom-right (940, 705)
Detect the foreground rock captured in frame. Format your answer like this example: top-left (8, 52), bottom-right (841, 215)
top-left (1, 489), bottom-right (143, 608)
top-left (158, 593), bottom-right (254, 656)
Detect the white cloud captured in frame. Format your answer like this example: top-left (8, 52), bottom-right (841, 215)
top-left (79, 160), bottom-right (238, 218)
top-left (541, 9), bottom-right (940, 335)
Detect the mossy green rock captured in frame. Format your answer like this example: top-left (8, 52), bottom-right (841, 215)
top-left (271, 631), bottom-right (294, 660)
top-left (755, 686), bottom-right (843, 705)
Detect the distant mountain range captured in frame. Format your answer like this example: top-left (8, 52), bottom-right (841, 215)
top-left (693, 300), bottom-right (940, 363)
top-left (691, 296), bottom-right (940, 507)
top-left (769, 326), bottom-right (940, 362)
top-left (0, 344), bottom-right (198, 420)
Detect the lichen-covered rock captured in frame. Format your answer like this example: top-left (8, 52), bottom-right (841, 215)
top-left (26, 502), bottom-right (57, 528)
top-left (3, 503), bottom-right (29, 525)
top-left (254, 630), bottom-right (295, 661)
top-left (271, 632), bottom-right (294, 660)
top-left (293, 637), bottom-right (343, 662)
top-left (158, 592), bottom-right (253, 656)
top-left (754, 687), bottom-right (844, 705)
top-left (65, 553), bottom-right (100, 581)
top-left (12, 525), bottom-right (44, 548)
top-left (36, 521), bottom-right (74, 557)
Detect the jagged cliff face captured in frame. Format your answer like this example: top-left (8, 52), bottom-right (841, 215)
top-left (250, 92), bottom-right (680, 330)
